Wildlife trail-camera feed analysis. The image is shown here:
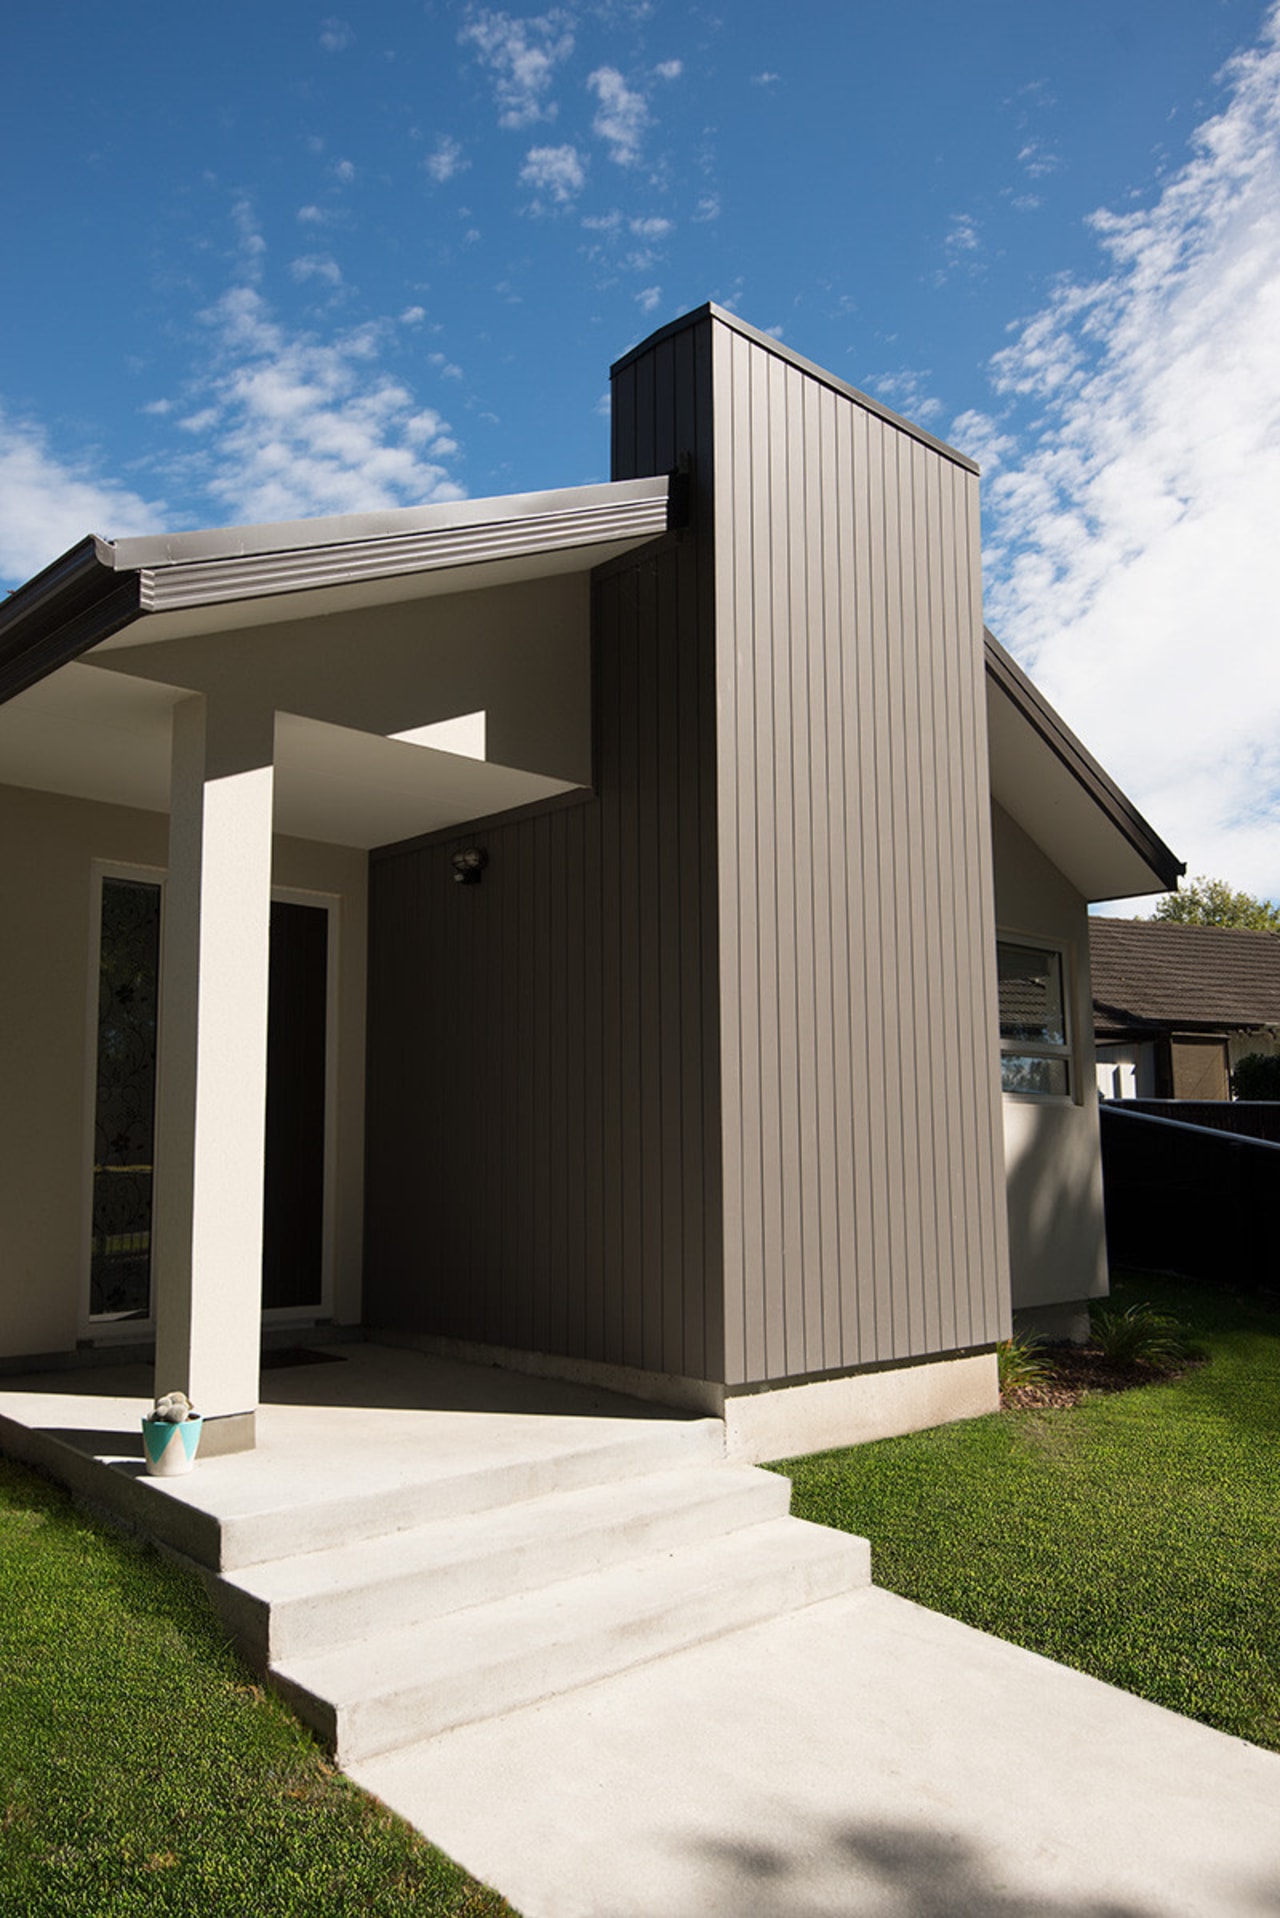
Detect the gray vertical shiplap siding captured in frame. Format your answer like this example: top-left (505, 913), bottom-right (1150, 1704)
top-left (364, 305), bottom-right (1008, 1392)
top-left (365, 316), bottom-right (724, 1381)
top-left (708, 316), bottom-right (1008, 1385)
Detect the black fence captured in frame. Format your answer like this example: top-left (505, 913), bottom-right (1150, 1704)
top-left (1100, 1104), bottom-right (1279, 1292)
top-left (1121, 1099), bottom-right (1280, 1145)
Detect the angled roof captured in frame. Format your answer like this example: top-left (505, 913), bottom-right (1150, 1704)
top-left (984, 631), bottom-right (1183, 901)
top-left (1090, 917), bottom-right (1280, 1037)
top-left (0, 476), bottom-right (673, 705)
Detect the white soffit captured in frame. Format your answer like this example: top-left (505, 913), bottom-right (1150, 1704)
top-left (273, 712), bottom-right (577, 849)
top-left (985, 681), bottom-right (1166, 904)
top-left (0, 663), bottom-right (177, 813)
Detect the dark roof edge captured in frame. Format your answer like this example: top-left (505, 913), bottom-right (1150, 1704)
top-left (984, 629), bottom-right (1184, 895)
top-left (611, 303), bottom-right (978, 475)
top-left (0, 538), bottom-right (142, 706)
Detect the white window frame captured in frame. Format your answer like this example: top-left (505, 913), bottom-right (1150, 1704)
top-left (996, 934), bottom-right (1074, 1102)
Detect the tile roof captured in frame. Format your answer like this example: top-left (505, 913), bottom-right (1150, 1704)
top-left (1089, 917), bottom-right (1280, 1037)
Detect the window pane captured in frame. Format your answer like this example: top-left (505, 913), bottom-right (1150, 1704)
top-left (90, 879), bottom-right (161, 1319)
top-left (997, 943), bottom-right (1066, 1047)
top-left (1000, 1054), bottom-right (1069, 1098)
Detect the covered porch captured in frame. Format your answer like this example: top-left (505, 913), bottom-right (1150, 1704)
top-left (0, 478), bottom-right (671, 1449)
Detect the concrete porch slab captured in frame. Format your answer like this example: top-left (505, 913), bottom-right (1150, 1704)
top-left (352, 1584), bottom-right (1280, 1918)
top-left (0, 1342), bottom-right (722, 1570)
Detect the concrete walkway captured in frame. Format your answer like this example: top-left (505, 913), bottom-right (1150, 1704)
top-left (3, 1346), bottom-right (1279, 1917)
top-left (355, 1585), bottom-right (1280, 1918)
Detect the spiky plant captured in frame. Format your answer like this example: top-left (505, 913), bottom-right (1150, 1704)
top-left (997, 1334), bottom-right (1051, 1393)
top-left (1090, 1302), bottom-right (1195, 1368)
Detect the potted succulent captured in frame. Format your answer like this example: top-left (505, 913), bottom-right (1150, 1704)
top-left (141, 1389), bottom-right (204, 1477)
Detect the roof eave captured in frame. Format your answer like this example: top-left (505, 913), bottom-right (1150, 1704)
top-left (0, 538), bottom-right (143, 705)
top-left (984, 630), bottom-right (1184, 897)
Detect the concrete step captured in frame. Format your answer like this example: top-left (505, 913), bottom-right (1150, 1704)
top-left (207, 1412), bottom-right (726, 1572)
top-left (271, 1514), bottom-right (871, 1764)
top-left (218, 1462), bottom-right (792, 1663)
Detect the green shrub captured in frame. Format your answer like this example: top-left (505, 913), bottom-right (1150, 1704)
top-left (996, 1334), bottom-right (1050, 1392)
top-left (1230, 1051), bottom-right (1280, 1100)
top-left (1089, 1301), bottom-right (1194, 1366)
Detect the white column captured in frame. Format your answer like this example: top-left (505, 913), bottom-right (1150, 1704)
top-left (153, 696), bottom-right (275, 1453)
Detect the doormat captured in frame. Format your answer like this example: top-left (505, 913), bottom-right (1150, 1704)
top-left (260, 1346), bottom-right (348, 1371)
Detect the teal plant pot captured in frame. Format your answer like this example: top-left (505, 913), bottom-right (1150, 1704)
top-left (141, 1414), bottom-right (204, 1477)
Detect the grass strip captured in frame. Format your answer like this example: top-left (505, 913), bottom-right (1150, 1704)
top-left (774, 1272), bottom-right (1280, 1751)
top-left (0, 1458), bottom-right (517, 1918)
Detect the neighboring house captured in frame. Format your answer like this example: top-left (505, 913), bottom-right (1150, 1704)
top-left (0, 304), bottom-right (1181, 1456)
top-left (1091, 918), bottom-right (1280, 1101)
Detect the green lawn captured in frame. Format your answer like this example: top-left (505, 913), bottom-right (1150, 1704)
top-left (0, 1459), bottom-right (517, 1918)
top-left (774, 1271), bottom-right (1280, 1751)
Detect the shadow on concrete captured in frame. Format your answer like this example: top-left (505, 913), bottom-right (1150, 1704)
top-left (685, 1815), bottom-right (1280, 1917)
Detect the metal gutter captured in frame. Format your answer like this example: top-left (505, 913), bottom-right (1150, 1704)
top-left (612, 303), bottom-right (979, 475)
top-left (0, 539), bottom-right (143, 705)
top-left (0, 476), bottom-right (672, 705)
top-left (984, 629), bottom-right (1184, 893)
top-left (135, 485), bottom-right (672, 614)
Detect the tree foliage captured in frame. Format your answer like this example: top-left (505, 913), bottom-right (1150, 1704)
top-left (1152, 876), bottom-right (1280, 931)
top-left (1230, 1053), bottom-right (1280, 1100)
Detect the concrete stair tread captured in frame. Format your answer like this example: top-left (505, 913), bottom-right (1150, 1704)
top-left (272, 1515), bottom-right (870, 1759)
top-left (206, 1415), bottom-right (725, 1570)
top-left (232, 1461), bottom-right (788, 1614)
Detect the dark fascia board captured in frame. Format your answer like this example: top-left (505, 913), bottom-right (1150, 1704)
top-left (0, 476), bottom-right (671, 705)
top-left (611, 302), bottom-right (979, 475)
top-left (0, 538), bottom-right (142, 705)
top-left (984, 628), bottom-right (1184, 894)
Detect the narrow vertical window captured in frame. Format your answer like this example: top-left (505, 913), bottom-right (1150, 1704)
top-left (90, 878), bottom-right (161, 1319)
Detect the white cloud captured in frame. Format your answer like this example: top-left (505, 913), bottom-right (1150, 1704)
top-left (982, 2), bottom-right (1280, 899)
top-left (654, 59), bottom-right (682, 80)
top-left (865, 368), bottom-right (942, 423)
top-left (948, 408), bottom-right (1015, 474)
top-left (461, 8), bottom-right (574, 129)
top-left (428, 352), bottom-right (465, 380)
top-left (588, 66), bottom-right (648, 166)
top-left (751, 71), bottom-right (780, 87)
top-left (630, 215), bottom-right (672, 238)
top-left (636, 284), bottom-right (661, 313)
top-left (290, 253), bottom-right (343, 285)
top-left (425, 136), bottom-right (468, 184)
top-left (319, 17), bottom-right (354, 52)
top-left (0, 411), bottom-right (164, 585)
top-left (333, 158), bottom-right (356, 184)
top-left (400, 306), bottom-right (426, 325)
top-left (172, 285), bottom-right (465, 524)
top-left (692, 193), bottom-right (720, 223)
top-left (520, 143), bottom-right (586, 205)
top-left (1017, 139), bottom-right (1059, 179)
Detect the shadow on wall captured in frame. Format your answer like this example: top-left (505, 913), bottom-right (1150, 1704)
top-left (682, 1816), bottom-right (1271, 1918)
top-left (1002, 1098), bottom-right (1107, 1319)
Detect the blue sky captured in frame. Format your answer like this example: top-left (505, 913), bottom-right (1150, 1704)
top-left (4, 0), bottom-right (1280, 903)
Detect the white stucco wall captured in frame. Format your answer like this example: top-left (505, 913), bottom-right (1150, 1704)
top-left (991, 802), bottom-right (1109, 1320)
top-left (0, 782), bottom-right (367, 1361)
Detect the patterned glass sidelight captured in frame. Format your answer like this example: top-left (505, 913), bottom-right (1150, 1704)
top-left (90, 878), bottom-right (161, 1319)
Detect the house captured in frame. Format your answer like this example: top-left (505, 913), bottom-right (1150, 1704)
top-left (0, 303), bottom-right (1182, 1456)
top-left (1091, 917), bottom-right (1280, 1100)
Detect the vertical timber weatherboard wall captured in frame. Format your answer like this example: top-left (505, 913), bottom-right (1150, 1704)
top-left (365, 304), bottom-right (1009, 1394)
top-left (617, 306), bottom-right (1010, 1388)
top-left (364, 316), bottom-right (724, 1383)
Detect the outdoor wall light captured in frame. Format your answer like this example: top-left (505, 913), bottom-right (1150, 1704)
top-left (451, 847), bottom-right (488, 885)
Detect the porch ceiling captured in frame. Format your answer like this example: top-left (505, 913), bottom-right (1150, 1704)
top-left (0, 661), bottom-right (579, 849)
